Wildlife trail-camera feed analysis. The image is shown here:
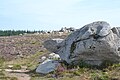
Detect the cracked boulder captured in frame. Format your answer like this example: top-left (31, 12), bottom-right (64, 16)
top-left (44, 21), bottom-right (120, 66)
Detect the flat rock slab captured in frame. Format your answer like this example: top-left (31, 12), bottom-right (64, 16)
top-left (36, 59), bottom-right (59, 74)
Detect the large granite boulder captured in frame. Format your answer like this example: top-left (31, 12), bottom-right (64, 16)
top-left (44, 21), bottom-right (120, 66)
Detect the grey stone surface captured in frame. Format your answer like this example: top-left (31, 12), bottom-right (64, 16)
top-left (36, 59), bottom-right (59, 74)
top-left (44, 21), bottom-right (120, 66)
top-left (44, 38), bottom-right (64, 53)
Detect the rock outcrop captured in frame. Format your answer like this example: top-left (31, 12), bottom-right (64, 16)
top-left (44, 21), bottom-right (120, 66)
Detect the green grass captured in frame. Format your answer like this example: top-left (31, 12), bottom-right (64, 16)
top-left (1, 52), bottom-right (120, 80)
top-left (0, 71), bottom-right (18, 80)
top-left (2, 51), bottom-right (44, 70)
top-left (29, 63), bottom-right (120, 80)
top-left (0, 57), bottom-right (5, 68)
top-left (12, 64), bottom-right (21, 70)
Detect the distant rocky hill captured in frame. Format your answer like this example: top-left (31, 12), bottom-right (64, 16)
top-left (0, 34), bottom-right (68, 60)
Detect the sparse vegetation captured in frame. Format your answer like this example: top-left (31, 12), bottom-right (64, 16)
top-left (0, 34), bottom-right (119, 80)
top-left (0, 71), bottom-right (18, 80)
top-left (30, 62), bottom-right (120, 80)
top-left (0, 57), bottom-right (5, 67)
top-left (12, 64), bottom-right (21, 70)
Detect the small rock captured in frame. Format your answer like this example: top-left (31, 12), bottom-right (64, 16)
top-left (40, 56), bottom-right (47, 62)
top-left (36, 59), bottom-right (59, 74)
top-left (48, 53), bottom-right (60, 60)
top-left (8, 65), bottom-right (13, 68)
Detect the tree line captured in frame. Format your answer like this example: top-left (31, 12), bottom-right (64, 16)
top-left (0, 30), bottom-right (42, 36)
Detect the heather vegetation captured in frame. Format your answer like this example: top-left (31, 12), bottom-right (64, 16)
top-left (0, 31), bottom-right (119, 80)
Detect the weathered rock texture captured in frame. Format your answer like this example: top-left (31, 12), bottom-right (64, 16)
top-left (36, 59), bottom-right (59, 74)
top-left (44, 38), bottom-right (64, 53)
top-left (44, 21), bottom-right (120, 66)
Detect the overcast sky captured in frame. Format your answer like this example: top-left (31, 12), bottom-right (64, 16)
top-left (0, 0), bottom-right (120, 30)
